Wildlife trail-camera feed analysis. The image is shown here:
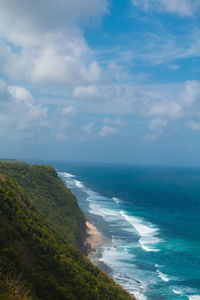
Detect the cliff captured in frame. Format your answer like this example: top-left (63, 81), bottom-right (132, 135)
top-left (0, 162), bottom-right (134, 300)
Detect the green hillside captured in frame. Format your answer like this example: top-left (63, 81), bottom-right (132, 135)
top-left (0, 162), bottom-right (134, 300)
top-left (0, 162), bottom-right (86, 249)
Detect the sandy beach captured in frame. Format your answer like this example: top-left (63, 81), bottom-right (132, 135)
top-left (85, 221), bottom-right (105, 252)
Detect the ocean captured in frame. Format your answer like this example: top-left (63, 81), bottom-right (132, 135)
top-left (30, 160), bottom-right (200, 300)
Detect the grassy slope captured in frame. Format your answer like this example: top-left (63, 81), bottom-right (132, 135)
top-left (0, 162), bottom-right (134, 300)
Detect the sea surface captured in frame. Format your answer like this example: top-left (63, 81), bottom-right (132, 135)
top-left (29, 160), bottom-right (200, 300)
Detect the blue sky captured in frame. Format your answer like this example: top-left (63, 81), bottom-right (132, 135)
top-left (1, 0), bottom-right (200, 166)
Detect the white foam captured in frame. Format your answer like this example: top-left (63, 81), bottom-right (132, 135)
top-left (100, 241), bottom-right (135, 267)
top-left (141, 245), bottom-right (160, 252)
top-left (89, 202), bottom-right (121, 222)
top-left (58, 171), bottom-right (86, 190)
top-left (74, 179), bottom-right (85, 189)
top-left (112, 197), bottom-right (120, 205)
top-left (172, 289), bottom-right (182, 295)
top-left (120, 211), bottom-right (161, 252)
top-left (100, 242), bottom-right (146, 299)
top-left (156, 270), bottom-right (170, 282)
top-left (189, 296), bottom-right (200, 300)
top-left (59, 171), bottom-right (75, 178)
top-left (59, 172), bottom-right (123, 223)
top-left (113, 272), bottom-right (147, 300)
top-left (133, 291), bottom-right (147, 300)
top-left (87, 190), bottom-right (109, 202)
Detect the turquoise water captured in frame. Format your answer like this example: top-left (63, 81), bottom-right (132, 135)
top-left (32, 160), bottom-right (200, 299)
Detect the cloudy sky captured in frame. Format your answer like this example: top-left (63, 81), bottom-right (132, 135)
top-left (1, 0), bottom-right (200, 166)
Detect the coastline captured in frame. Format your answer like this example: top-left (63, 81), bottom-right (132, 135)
top-left (84, 221), bottom-right (105, 253)
top-left (56, 165), bottom-right (200, 299)
top-left (58, 169), bottom-right (141, 299)
top-left (84, 220), bottom-right (114, 275)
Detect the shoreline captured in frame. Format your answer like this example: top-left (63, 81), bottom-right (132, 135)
top-left (84, 220), bottom-right (114, 274)
top-left (84, 219), bottom-right (140, 299)
top-left (84, 221), bottom-right (106, 253)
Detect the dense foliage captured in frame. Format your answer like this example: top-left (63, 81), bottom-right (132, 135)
top-left (0, 162), bottom-right (86, 248)
top-left (0, 271), bottom-right (34, 300)
top-left (0, 162), bottom-right (134, 300)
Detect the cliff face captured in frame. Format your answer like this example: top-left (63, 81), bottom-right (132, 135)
top-left (0, 162), bottom-right (134, 300)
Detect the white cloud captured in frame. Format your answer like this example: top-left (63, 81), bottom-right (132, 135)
top-left (131, 80), bottom-right (200, 138)
top-left (81, 122), bottom-right (95, 135)
top-left (0, 80), bottom-right (48, 139)
top-left (8, 86), bottom-right (33, 101)
top-left (73, 85), bottom-right (100, 99)
top-left (0, 0), bottom-right (107, 85)
top-left (2, 34), bottom-right (101, 86)
top-left (147, 102), bottom-right (182, 119)
top-left (66, 79), bottom-right (200, 139)
top-left (0, 0), bottom-right (107, 47)
top-left (138, 80), bottom-right (200, 121)
top-left (104, 118), bottom-right (125, 126)
top-left (99, 125), bottom-right (120, 137)
top-left (71, 82), bottom-right (135, 114)
top-left (61, 105), bottom-right (77, 117)
top-left (187, 121), bottom-right (200, 131)
top-left (148, 118), bottom-right (168, 134)
top-left (1, 0), bottom-right (200, 145)
top-left (132, 0), bottom-right (200, 17)
top-left (182, 80), bottom-right (200, 106)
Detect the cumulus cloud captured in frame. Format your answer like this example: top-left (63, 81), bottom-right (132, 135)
top-left (182, 80), bottom-right (200, 106)
top-left (0, 0), bottom-right (107, 85)
top-left (81, 122), bottom-right (95, 135)
top-left (132, 0), bottom-right (200, 17)
top-left (70, 79), bottom-right (200, 139)
top-left (133, 80), bottom-right (200, 138)
top-left (148, 118), bottom-right (168, 134)
top-left (147, 102), bottom-right (182, 119)
top-left (0, 80), bottom-right (48, 139)
top-left (8, 86), bottom-right (33, 101)
top-left (2, 33), bottom-right (101, 86)
top-left (61, 105), bottom-right (77, 117)
top-left (187, 121), bottom-right (200, 131)
top-left (73, 85), bottom-right (100, 99)
top-left (1, 0), bottom-right (200, 146)
top-left (104, 118), bottom-right (125, 126)
top-left (140, 80), bottom-right (200, 120)
top-left (0, 0), bottom-right (107, 36)
top-left (99, 125), bottom-right (120, 137)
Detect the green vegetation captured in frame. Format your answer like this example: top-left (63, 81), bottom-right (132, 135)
top-left (0, 162), bottom-right (86, 248)
top-left (0, 272), bottom-right (34, 300)
top-left (0, 162), bottom-right (134, 300)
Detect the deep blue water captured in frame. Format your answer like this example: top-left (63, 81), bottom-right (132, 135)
top-left (28, 160), bottom-right (200, 299)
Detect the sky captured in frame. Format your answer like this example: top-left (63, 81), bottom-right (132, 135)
top-left (1, 0), bottom-right (200, 166)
